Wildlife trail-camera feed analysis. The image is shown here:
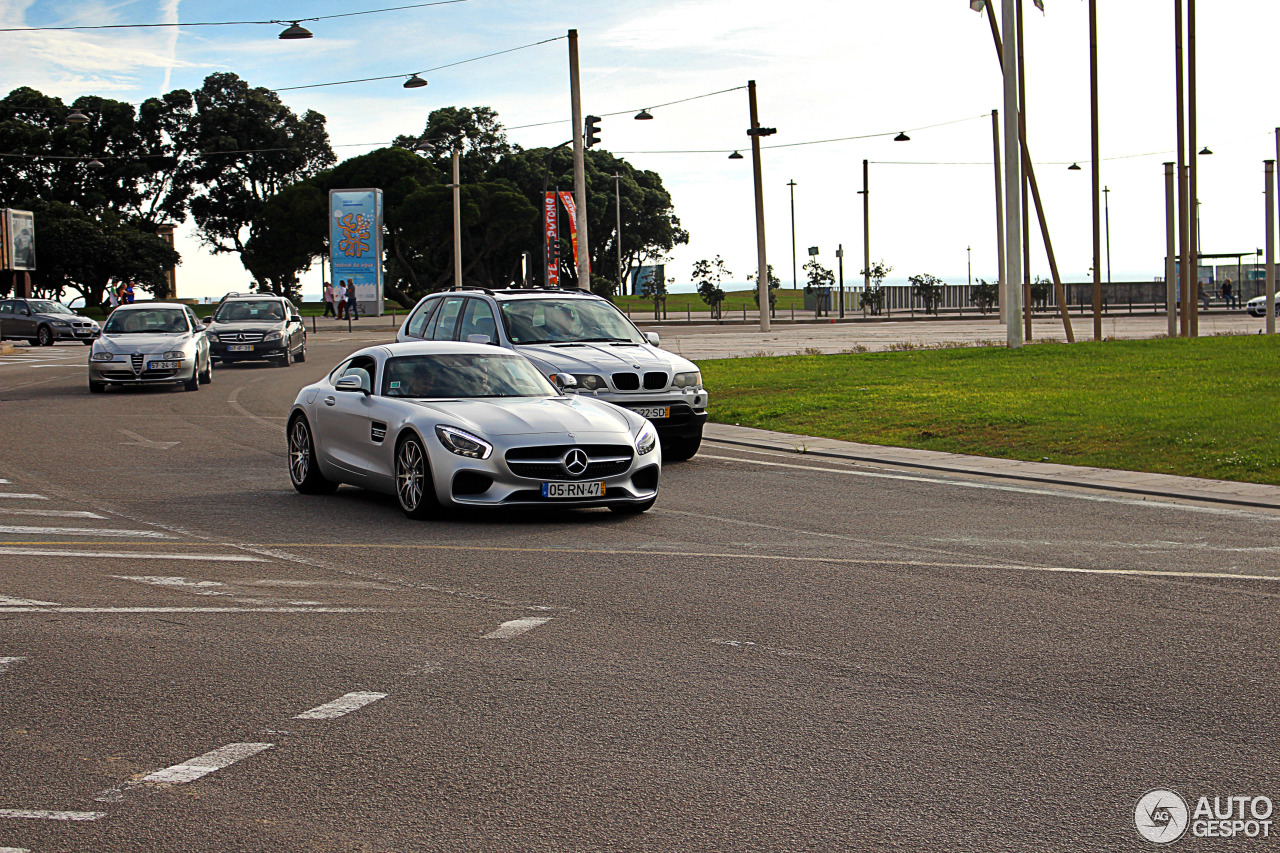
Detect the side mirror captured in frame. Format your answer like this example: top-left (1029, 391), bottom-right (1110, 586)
top-left (552, 373), bottom-right (578, 392)
top-left (201, 316), bottom-right (212, 325)
top-left (644, 332), bottom-right (660, 346)
top-left (335, 375), bottom-right (369, 395)
top-left (466, 333), bottom-right (491, 345)
top-left (19, 309), bottom-right (31, 316)
top-left (290, 314), bottom-right (301, 323)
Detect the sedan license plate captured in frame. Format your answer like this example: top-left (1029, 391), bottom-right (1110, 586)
top-left (541, 481), bottom-right (605, 499)
top-left (630, 405), bottom-right (670, 420)
top-left (149, 360), bottom-right (180, 370)
top-left (227, 344), bottom-right (253, 352)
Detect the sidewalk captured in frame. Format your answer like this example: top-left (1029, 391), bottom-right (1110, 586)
top-left (704, 422), bottom-right (1280, 511)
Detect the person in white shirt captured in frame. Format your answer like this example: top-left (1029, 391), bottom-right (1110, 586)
top-left (335, 282), bottom-right (347, 320)
top-left (323, 282), bottom-right (335, 317)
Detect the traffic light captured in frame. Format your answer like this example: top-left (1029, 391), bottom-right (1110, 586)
top-left (585, 115), bottom-right (601, 148)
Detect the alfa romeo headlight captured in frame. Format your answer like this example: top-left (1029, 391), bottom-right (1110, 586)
top-left (571, 374), bottom-right (608, 391)
top-left (673, 371), bottom-right (702, 389)
top-left (435, 425), bottom-right (493, 459)
top-left (90, 352), bottom-right (115, 362)
top-left (264, 330), bottom-right (284, 341)
top-left (162, 351), bottom-right (186, 360)
top-left (636, 423), bottom-right (657, 456)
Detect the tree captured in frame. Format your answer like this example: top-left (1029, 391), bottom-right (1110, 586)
top-left (639, 267), bottom-right (668, 319)
top-left (185, 73), bottom-right (335, 291)
top-left (1030, 275), bottom-right (1051, 307)
top-left (748, 264), bottom-right (781, 312)
top-left (393, 106), bottom-right (512, 184)
top-left (970, 278), bottom-right (999, 314)
top-left (860, 259), bottom-right (893, 315)
top-left (909, 273), bottom-right (945, 314)
top-left (804, 258), bottom-right (834, 291)
top-left (693, 256), bottom-right (731, 319)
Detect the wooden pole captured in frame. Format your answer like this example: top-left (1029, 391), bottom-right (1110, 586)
top-left (749, 81), bottom-right (770, 333)
top-left (992, 109), bottom-right (1006, 325)
top-left (568, 29), bottom-right (590, 291)
top-left (1089, 0), bottom-right (1103, 340)
top-left (1164, 162), bottom-right (1177, 336)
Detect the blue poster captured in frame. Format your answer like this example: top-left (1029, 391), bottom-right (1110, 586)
top-left (329, 189), bottom-right (384, 315)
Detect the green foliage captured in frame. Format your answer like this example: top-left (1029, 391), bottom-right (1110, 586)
top-left (859, 259), bottom-right (892, 315)
top-left (1030, 275), bottom-right (1051, 306)
top-left (748, 263), bottom-right (781, 309)
top-left (908, 273), bottom-right (945, 314)
top-left (970, 278), bottom-right (999, 314)
top-left (692, 256), bottom-right (731, 318)
top-left (803, 258), bottom-right (834, 292)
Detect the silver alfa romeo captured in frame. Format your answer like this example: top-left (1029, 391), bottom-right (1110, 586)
top-left (287, 341), bottom-right (662, 517)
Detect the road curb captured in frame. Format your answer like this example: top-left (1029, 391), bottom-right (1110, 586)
top-left (0, 341), bottom-right (14, 355)
top-left (703, 423), bottom-right (1280, 512)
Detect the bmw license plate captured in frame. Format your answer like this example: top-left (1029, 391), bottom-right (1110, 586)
top-left (630, 405), bottom-right (670, 420)
top-left (227, 344), bottom-right (253, 352)
top-left (149, 360), bottom-right (180, 370)
top-left (541, 481), bottom-right (605, 498)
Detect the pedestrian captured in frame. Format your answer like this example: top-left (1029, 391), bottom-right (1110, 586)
top-left (106, 286), bottom-right (119, 310)
top-left (322, 281), bottom-right (335, 317)
top-left (346, 279), bottom-right (359, 321)
top-left (335, 281), bottom-right (347, 320)
top-left (123, 281), bottom-right (135, 304)
top-left (1222, 278), bottom-right (1234, 310)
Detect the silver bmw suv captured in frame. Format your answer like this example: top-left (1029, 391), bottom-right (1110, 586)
top-left (396, 288), bottom-right (707, 460)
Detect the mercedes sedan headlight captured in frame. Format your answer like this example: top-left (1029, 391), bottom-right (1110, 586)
top-left (435, 425), bottom-right (493, 459)
top-left (162, 351), bottom-right (186, 360)
top-left (263, 330), bottom-right (284, 341)
top-left (206, 332), bottom-right (220, 342)
top-left (673, 371), bottom-right (702, 389)
top-left (90, 352), bottom-right (115, 362)
top-left (571, 373), bottom-right (609, 391)
top-left (636, 423), bottom-right (658, 456)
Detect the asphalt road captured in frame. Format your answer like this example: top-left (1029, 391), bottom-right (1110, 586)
top-left (1, 335), bottom-right (1278, 852)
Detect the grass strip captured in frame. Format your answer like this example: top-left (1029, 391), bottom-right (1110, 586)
top-left (702, 335), bottom-right (1280, 484)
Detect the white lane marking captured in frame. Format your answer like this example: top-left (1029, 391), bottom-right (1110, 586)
top-left (0, 606), bottom-right (379, 613)
top-left (0, 547), bottom-right (264, 562)
top-left (294, 691), bottom-right (388, 720)
top-left (118, 429), bottom-right (179, 450)
top-left (0, 494), bottom-right (48, 501)
top-left (0, 845), bottom-right (33, 852)
top-left (0, 596), bottom-right (58, 606)
top-left (0, 810), bottom-right (105, 821)
top-left (227, 382), bottom-right (279, 431)
top-left (0, 525), bottom-right (169, 538)
top-left (0, 479), bottom-right (8, 483)
top-left (0, 657), bottom-right (27, 673)
top-left (0, 508), bottom-right (104, 518)
top-left (703, 451), bottom-right (1280, 520)
top-left (113, 576), bottom-right (227, 595)
top-left (484, 617), bottom-right (552, 639)
top-left (139, 742), bottom-right (273, 785)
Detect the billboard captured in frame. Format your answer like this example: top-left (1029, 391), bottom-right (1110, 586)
top-left (544, 191), bottom-right (559, 287)
top-left (329, 189), bottom-right (384, 315)
top-left (631, 264), bottom-right (665, 295)
top-left (1, 209), bottom-right (36, 271)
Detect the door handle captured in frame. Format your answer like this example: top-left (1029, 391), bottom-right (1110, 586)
top-left (323, 396), bottom-right (336, 406)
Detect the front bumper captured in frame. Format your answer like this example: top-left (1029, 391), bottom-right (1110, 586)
top-left (89, 358), bottom-right (193, 385)
top-left (211, 340), bottom-right (287, 360)
top-left (54, 325), bottom-right (99, 342)
top-left (582, 390), bottom-right (709, 441)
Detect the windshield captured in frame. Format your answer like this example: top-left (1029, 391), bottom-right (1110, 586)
top-left (29, 300), bottom-right (72, 315)
top-left (103, 308), bottom-right (190, 334)
top-left (499, 298), bottom-right (642, 345)
top-left (213, 300), bottom-right (286, 323)
top-left (382, 354), bottom-right (556, 399)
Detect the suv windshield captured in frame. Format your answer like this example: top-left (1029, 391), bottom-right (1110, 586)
top-left (214, 300), bottom-right (286, 323)
top-left (103, 308), bottom-right (189, 334)
top-left (383, 354), bottom-right (555, 399)
top-left (499, 298), bottom-right (642, 345)
top-left (29, 300), bottom-right (73, 315)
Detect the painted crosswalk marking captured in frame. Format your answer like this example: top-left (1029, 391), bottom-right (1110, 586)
top-left (0, 595), bottom-right (58, 606)
top-left (0, 494), bottom-right (48, 501)
top-left (0, 657), bottom-right (27, 673)
top-left (0, 508), bottom-right (104, 518)
top-left (295, 691), bottom-right (388, 720)
top-left (96, 743), bottom-right (273, 802)
top-left (0, 524), bottom-right (168, 538)
top-left (484, 617), bottom-right (552, 639)
top-left (0, 810), bottom-right (105, 821)
top-left (0, 547), bottom-right (264, 562)
top-left (0, 606), bottom-right (377, 614)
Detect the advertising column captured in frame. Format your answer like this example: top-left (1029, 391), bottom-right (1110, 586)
top-left (329, 189), bottom-right (384, 316)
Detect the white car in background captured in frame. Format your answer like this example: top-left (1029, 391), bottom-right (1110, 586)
top-left (1245, 293), bottom-right (1280, 317)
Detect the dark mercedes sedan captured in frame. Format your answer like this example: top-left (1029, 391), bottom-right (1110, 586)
top-left (202, 293), bottom-right (306, 366)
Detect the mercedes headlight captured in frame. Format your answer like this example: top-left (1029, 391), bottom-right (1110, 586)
top-left (435, 425), bottom-right (493, 459)
top-left (673, 371), bottom-right (702, 389)
top-left (90, 352), bottom-right (115, 362)
top-left (162, 351), bottom-right (186, 360)
top-left (206, 332), bottom-right (220, 342)
top-left (636, 423), bottom-right (658, 456)
top-left (571, 373), bottom-right (608, 391)
top-left (264, 330), bottom-right (284, 341)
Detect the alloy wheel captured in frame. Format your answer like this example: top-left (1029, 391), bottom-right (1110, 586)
top-left (289, 419), bottom-right (311, 485)
top-left (397, 440), bottom-right (425, 511)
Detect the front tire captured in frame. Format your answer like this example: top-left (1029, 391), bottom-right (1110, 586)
top-left (288, 414), bottom-right (338, 494)
top-left (89, 380), bottom-right (105, 394)
top-left (295, 340), bottom-right (306, 363)
top-left (662, 434), bottom-right (702, 462)
top-left (275, 346), bottom-right (293, 368)
top-left (36, 325), bottom-right (54, 347)
top-left (395, 434), bottom-right (439, 520)
top-left (198, 356), bottom-right (212, 385)
top-left (183, 365), bottom-right (199, 391)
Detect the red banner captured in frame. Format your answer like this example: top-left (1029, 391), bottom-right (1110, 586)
top-left (559, 191), bottom-right (583, 273)
top-left (544, 191), bottom-right (559, 287)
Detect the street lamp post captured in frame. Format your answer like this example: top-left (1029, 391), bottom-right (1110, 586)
top-left (967, 245), bottom-right (972, 288)
top-left (612, 172), bottom-right (623, 296)
top-left (1104, 185), bottom-right (1111, 285)
top-left (788, 179), bottom-right (798, 289)
top-left (746, 80), bottom-right (775, 333)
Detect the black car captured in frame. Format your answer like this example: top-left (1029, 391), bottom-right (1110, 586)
top-left (202, 294), bottom-right (306, 366)
top-left (0, 298), bottom-right (100, 346)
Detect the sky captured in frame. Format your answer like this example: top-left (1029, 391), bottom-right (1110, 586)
top-left (3, 0), bottom-right (1280, 301)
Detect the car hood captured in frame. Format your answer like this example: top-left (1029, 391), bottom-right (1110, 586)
top-left (210, 322), bottom-right (285, 332)
top-left (513, 342), bottom-right (696, 374)
top-left (98, 333), bottom-right (194, 352)
top-left (409, 395), bottom-right (635, 437)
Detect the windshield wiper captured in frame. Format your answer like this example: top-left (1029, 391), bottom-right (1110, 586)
top-left (572, 337), bottom-right (630, 343)
top-left (608, 341), bottom-right (642, 346)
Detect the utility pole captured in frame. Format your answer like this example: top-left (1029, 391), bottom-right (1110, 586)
top-left (1089, 0), bottom-right (1103, 341)
top-left (747, 80), bottom-right (773, 333)
top-left (568, 29), bottom-right (590, 291)
top-left (1174, 1), bottom-right (1190, 336)
top-left (1103, 185), bottom-right (1111, 285)
top-left (1017, 0), bottom-right (1031, 342)
top-left (788, 179), bottom-right (798, 289)
top-left (1002, 0), bottom-right (1023, 348)
top-left (837, 244), bottom-right (845, 319)
top-left (992, 109), bottom-right (1006, 325)
top-left (612, 172), bottom-right (623, 296)
top-left (452, 144), bottom-right (462, 290)
top-left (1188, 0), bottom-right (1199, 336)
top-left (967, 245), bottom-right (972, 288)
top-left (861, 159), bottom-right (870, 316)
top-left (1164, 163), bottom-right (1177, 336)
top-left (1267, 160), bottom-right (1276, 336)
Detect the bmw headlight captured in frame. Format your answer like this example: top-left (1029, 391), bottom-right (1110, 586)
top-left (52, 320), bottom-right (71, 327)
top-left (636, 423), bottom-right (658, 456)
top-left (673, 371), bottom-right (702, 389)
top-left (90, 352), bottom-right (115, 362)
top-left (571, 373), bottom-right (608, 391)
top-left (435, 425), bottom-right (493, 459)
top-left (264, 330), bottom-right (284, 341)
top-left (162, 351), bottom-right (186, 360)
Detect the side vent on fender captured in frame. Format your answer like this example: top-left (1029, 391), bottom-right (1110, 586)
top-left (371, 422), bottom-right (387, 443)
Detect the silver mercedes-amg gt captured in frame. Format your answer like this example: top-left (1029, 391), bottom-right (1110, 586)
top-left (287, 341), bottom-right (662, 517)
